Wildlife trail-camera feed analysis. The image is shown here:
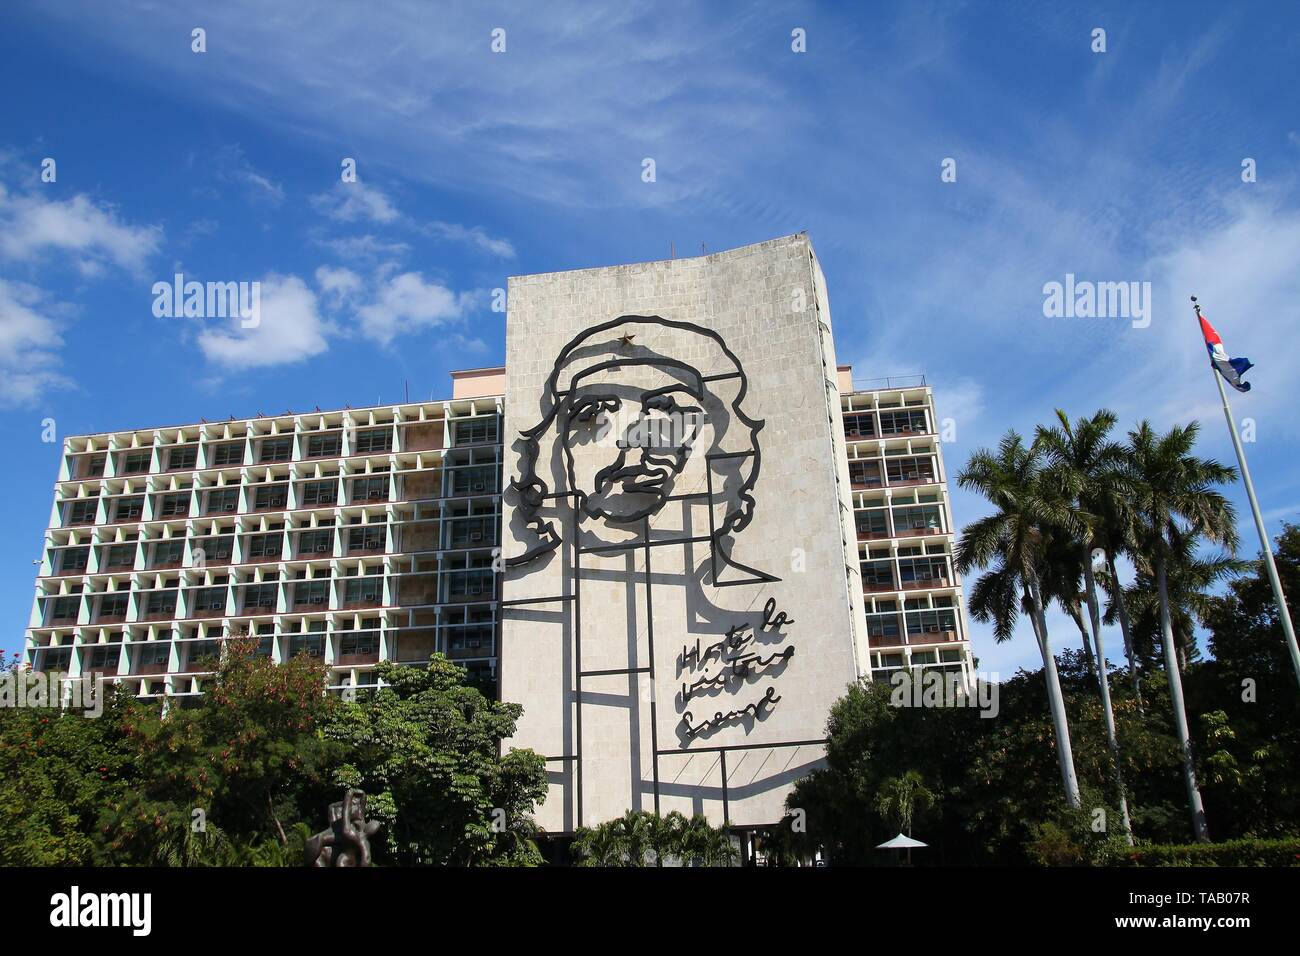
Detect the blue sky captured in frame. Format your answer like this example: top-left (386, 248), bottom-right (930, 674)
top-left (4, 1), bottom-right (1299, 675)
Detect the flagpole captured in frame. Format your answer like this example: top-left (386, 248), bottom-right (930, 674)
top-left (1193, 296), bottom-right (1300, 689)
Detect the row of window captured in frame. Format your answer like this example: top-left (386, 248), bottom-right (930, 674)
top-left (48, 516), bottom-right (497, 574)
top-left (843, 408), bottom-right (931, 439)
top-left (59, 468), bottom-right (500, 526)
top-left (69, 421), bottom-right (502, 480)
top-left (40, 569), bottom-right (496, 623)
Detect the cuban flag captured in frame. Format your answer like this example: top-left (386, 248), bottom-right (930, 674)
top-left (1199, 312), bottom-right (1253, 392)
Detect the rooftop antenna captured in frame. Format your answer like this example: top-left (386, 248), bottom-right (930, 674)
top-left (670, 241), bottom-right (675, 259)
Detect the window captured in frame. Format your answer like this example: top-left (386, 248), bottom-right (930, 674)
top-left (156, 492), bottom-right (191, 518)
top-left (166, 446), bottom-right (198, 471)
top-left (343, 577), bottom-right (382, 605)
top-left (253, 484), bottom-right (289, 510)
top-left (119, 451), bottom-right (152, 474)
top-left (453, 418), bottom-right (498, 446)
top-left (87, 646), bottom-right (120, 670)
top-left (98, 593), bottom-right (129, 620)
top-left (348, 526), bottom-right (385, 552)
top-left (258, 436), bottom-right (293, 463)
top-left (246, 532), bottom-right (283, 560)
top-left (112, 496), bottom-right (145, 522)
top-left (340, 632), bottom-right (379, 656)
top-left (39, 646), bottom-right (73, 672)
top-left (57, 546), bottom-right (90, 574)
top-left (298, 529), bottom-right (334, 555)
top-left (843, 413), bottom-right (876, 438)
top-left (301, 480), bottom-right (337, 506)
top-left (49, 596), bottom-right (81, 622)
top-left (146, 589), bottom-right (178, 616)
top-left (306, 434), bottom-right (341, 458)
top-left (150, 540), bottom-right (186, 568)
top-left (449, 517), bottom-right (491, 546)
top-left (848, 461), bottom-right (882, 487)
top-left (191, 586), bottom-right (226, 613)
top-left (139, 643), bottom-right (171, 667)
top-left (241, 582), bottom-right (278, 611)
top-left (209, 442), bottom-right (245, 467)
top-left (192, 535), bottom-right (234, 564)
top-left (254, 636), bottom-right (274, 659)
top-left (862, 562), bottom-right (894, 588)
top-left (79, 455), bottom-right (106, 478)
top-left (188, 640), bottom-right (221, 667)
top-left (205, 488), bottom-right (240, 514)
top-left (879, 409), bottom-right (929, 435)
top-left (451, 467), bottom-right (494, 496)
top-left (350, 476), bottom-right (389, 502)
top-left (353, 428), bottom-right (392, 454)
top-left (67, 499), bottom-right (99, 525)
top-left (102, 544), bottom-right (136, 570)
top-left (294, 580), bottom-right (330, 607)
top-left (289, 634), bottom-right (324, 659)
top-left (448, 569), bottom-right (492, 599)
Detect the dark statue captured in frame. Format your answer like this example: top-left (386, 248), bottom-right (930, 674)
top-left (304, 788), bottom-right (381, 867)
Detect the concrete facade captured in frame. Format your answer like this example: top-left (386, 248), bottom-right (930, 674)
top-left (500, 234), bottom-right (862, 832)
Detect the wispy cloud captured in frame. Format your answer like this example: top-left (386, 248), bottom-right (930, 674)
top-left (0, 183), bottom-right (162, 274)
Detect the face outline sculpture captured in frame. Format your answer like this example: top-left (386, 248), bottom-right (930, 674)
top-left (507, 315), bottom-right (773, 585)
top-left (562, 357), bottom-right (706, 524)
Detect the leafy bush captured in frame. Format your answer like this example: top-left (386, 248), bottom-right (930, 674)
top-left (1103, 837), bottom-right (1300, 867)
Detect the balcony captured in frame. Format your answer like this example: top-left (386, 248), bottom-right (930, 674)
top-left (135, 661), bottom-right (170, 676)
top-left (899, 576), bottom-right (951, 591)
top-left (863, 580), bottom-right (897, 594)
top-left (336, 651), bottom-right (380, 666)
top-left (907, 629), bottom-right (959, 646)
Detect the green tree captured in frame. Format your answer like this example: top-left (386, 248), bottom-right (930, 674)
top-left (1035, 408), bottom-right (1135, 844)
top-left (1125, 421), bottom-right (1238, 843)
top-left (956, 431), bottom-right (1082, 808)
top-left (100, 636), bottom-right (340, 864)
top-left (323, 654), bottom-right (547, 865)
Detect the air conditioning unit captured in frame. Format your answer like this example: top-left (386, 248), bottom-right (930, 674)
top-left (367, 492), bottom-right (381, 500)
top-left (315, 544), bottom-right (329, 553)
top-left (469, 530), bottom-right (482, 541)
top-left (208, 602), bottom-right (223, 611)
top-left (309, 596), bottom-right (324, 605)
top-left (471, 481), bottom-right (486, 492)
top-left (222, 504), bottom-right (235, 512)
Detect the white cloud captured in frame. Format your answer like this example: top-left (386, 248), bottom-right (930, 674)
top-left (0, 188), bottom-right (162, 274)
top-left (0, 279), bottom-right (69, 405)
top-left (316, 234), bottom-right (411, 262)
top-left (311, 182), bottom-right (399, 224)
top-left (424, 221), bottom-right (515, 259)
top-left (354, 271), bottom-right (466, 345)
top-left (315, 264), bottom-right (362, 304)
top-left (197, 274), bottom-right (329, 368)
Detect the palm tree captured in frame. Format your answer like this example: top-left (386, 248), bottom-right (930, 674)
top-left (1035, 409), bottom-right (1135, 845)
top-left (647, 810), bottom-right (688, 867)
top-left (611, 810), bottom-right (655, 866)
top-left (680, 813), bottom-right (739, 867)
top-left (1125, 421), bottom-right (1238, 843)
top-left (956, 431), bottom-right (1082, 808)
top-left (875, 770), bottom-right (936, 838)
top-left (1111, 530), bottom-right (1244, 671)
top-left (571, 820), bottom-right (625, 866)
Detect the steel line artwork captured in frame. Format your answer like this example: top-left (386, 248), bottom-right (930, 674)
top-left (503, 315), bottom-right (810, 823)
top-left (506, 314), bottom-right (774, 587)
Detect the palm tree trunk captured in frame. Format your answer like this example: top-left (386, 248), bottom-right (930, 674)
top-left (1083, 556), bottom-right (1135, 846)
top-left (1026, 576), bottom-right (1083, 809)
top-left (1156, 553), bottom-right (1210, 842)
top-left (1107, 553), bottom-right (1143, 713)
top-left (1068, 600), bottom-right (1099, 685)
